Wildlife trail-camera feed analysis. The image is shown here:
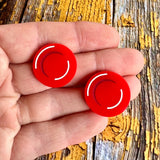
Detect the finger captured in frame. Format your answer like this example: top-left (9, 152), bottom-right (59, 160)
top-left (0, 22), bottom-right (119, 63)
top-left (125, 76), bottom-right (141, 100)
top-left (0, 47), bottom-right (9, 86)
top-left (11, 111), bottom-right (108, 160)
top-left (17, 76), bottom-right (141, 125)
top-left (11, 48), bottom-right (144, 95)
top-left (17, 88), bottom-right (87, 125)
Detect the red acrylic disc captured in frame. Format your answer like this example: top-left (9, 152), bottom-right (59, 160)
top-left (84, 71), bottom-right (131, 117)
top-left (32, 44), bottom-right (77, 88)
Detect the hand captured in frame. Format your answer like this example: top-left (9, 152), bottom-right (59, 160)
top-left (0, 22), bottom-right (144, 160)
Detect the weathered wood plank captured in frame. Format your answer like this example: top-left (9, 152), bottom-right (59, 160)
top-left (0, 0), bottom-right (27, 24)
top-left (0, 0), bottom-right (159, 160)
top-left (0, 0), bottom-right (16, 24)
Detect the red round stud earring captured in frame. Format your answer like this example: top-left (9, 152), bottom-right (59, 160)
top-left (32, 44), bottom-right (77, 88)
top-left (84, 71), bottom-right (131, 117)
top-left (33, 45), bottom-right (130, 117)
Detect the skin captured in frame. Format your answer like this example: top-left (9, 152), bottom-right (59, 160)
top-left (0, 21), bottom-right (144, 160)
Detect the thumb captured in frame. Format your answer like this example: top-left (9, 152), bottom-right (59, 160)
top-left (0, 47), bottom-right (9, 86)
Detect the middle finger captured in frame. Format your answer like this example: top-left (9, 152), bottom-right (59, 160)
top-left (11, 48), bottom-right (144, 95)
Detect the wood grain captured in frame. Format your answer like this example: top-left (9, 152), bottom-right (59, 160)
top-left (0, 0), bottom-right (159, 160)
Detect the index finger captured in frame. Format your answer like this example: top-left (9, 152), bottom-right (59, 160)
top-left (0, 21), bottom-right (119, 63)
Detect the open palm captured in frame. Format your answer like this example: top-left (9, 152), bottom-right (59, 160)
top-left (0, 22), bottom-right (144, 160)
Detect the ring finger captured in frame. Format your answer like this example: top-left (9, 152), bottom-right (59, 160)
top-left (17, 75), bottom-right (141, 125)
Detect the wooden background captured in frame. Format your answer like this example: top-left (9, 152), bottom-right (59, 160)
top-left (0, 0), bottom-right (160, 160)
